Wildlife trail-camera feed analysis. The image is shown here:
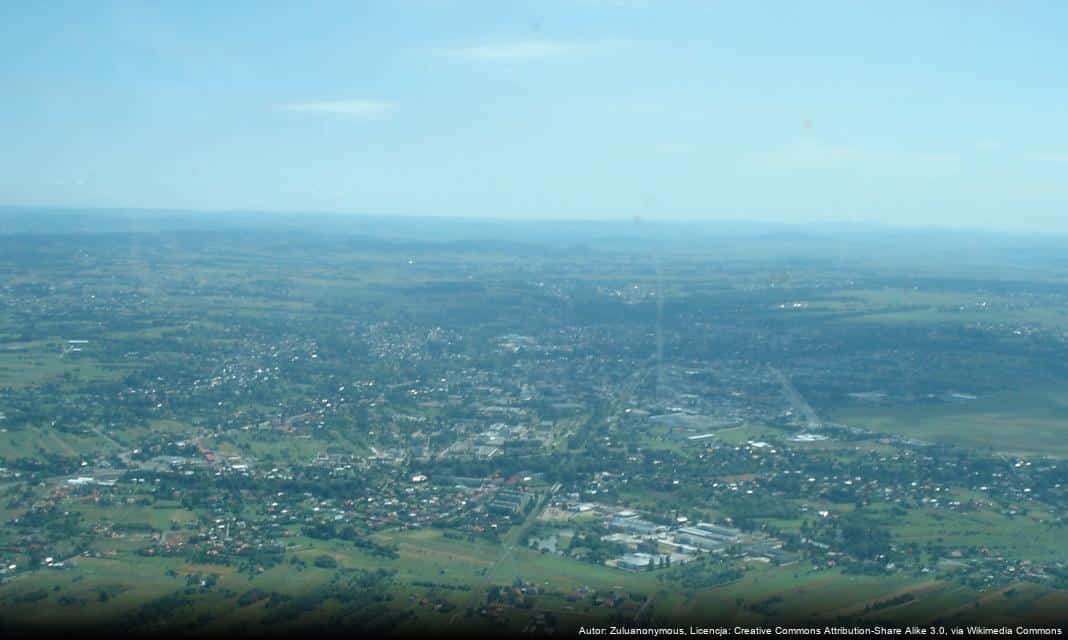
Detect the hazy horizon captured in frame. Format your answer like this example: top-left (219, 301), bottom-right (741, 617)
top-left (3, 1), bottom-right (1067, 232)
top-left (7, 204), bottom-right (1068, 247)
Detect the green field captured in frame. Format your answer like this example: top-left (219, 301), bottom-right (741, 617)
top-left (3, 528), bottom-right (1062, 633)
top-left (829, 386), bottom-right (1068, 456)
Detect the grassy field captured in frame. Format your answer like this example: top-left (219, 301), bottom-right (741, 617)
top-left (0, 344), bottom-right (118, 389)
top-left (829, 386), bottom-right (1068, 456)
top-left (2, 498), bottom-right (1066, 633)
top-left (891, 505), bottom-right (1065, 562)
top-left (0, 426), bottom-right (105, 462)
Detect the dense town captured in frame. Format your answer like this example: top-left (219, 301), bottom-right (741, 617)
top-left (1, 226), bottom-right (1067, 633)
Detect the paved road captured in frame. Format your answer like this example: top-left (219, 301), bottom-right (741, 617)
top-left (769, 365), bottom-right (821, 428)
top-left (448, 490), bottom-right (551, 624)
top-left (0, 463), bottom-right (142, 494)
top-left (632, 591), bottom-right (657, 625)
top-left (90, 425), bottom-right (125, 451)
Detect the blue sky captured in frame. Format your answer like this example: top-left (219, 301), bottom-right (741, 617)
top-left (2, 0), bottom-right (1067, 231)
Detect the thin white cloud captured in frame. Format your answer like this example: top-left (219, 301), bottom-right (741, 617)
top-left (1037, 153), bottom-right (1068, 163)
top-left (572, 0), bottom-right (650, 5)
top-left (434, 39), bottom-right (602, 61)
top-left (655, 142), bottom-right (694, 154)
top-left (750, 139), bottom-right (858, 170)
top-left (750, 139), bottom-right (960, 171)
top-left (279, 99), bottom-right (395, 119)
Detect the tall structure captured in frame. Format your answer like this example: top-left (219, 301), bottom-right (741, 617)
top-left (655, 255), bottom-right (665, 405)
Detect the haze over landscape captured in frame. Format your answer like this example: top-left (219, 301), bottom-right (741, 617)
top-left (2, 0), bottom-right (1068, 231)
top-left (3, 3), bottom-right (1068, 638)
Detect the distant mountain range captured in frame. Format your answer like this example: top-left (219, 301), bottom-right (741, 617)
top-left (2, 206), bottom-right (1067, 266)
